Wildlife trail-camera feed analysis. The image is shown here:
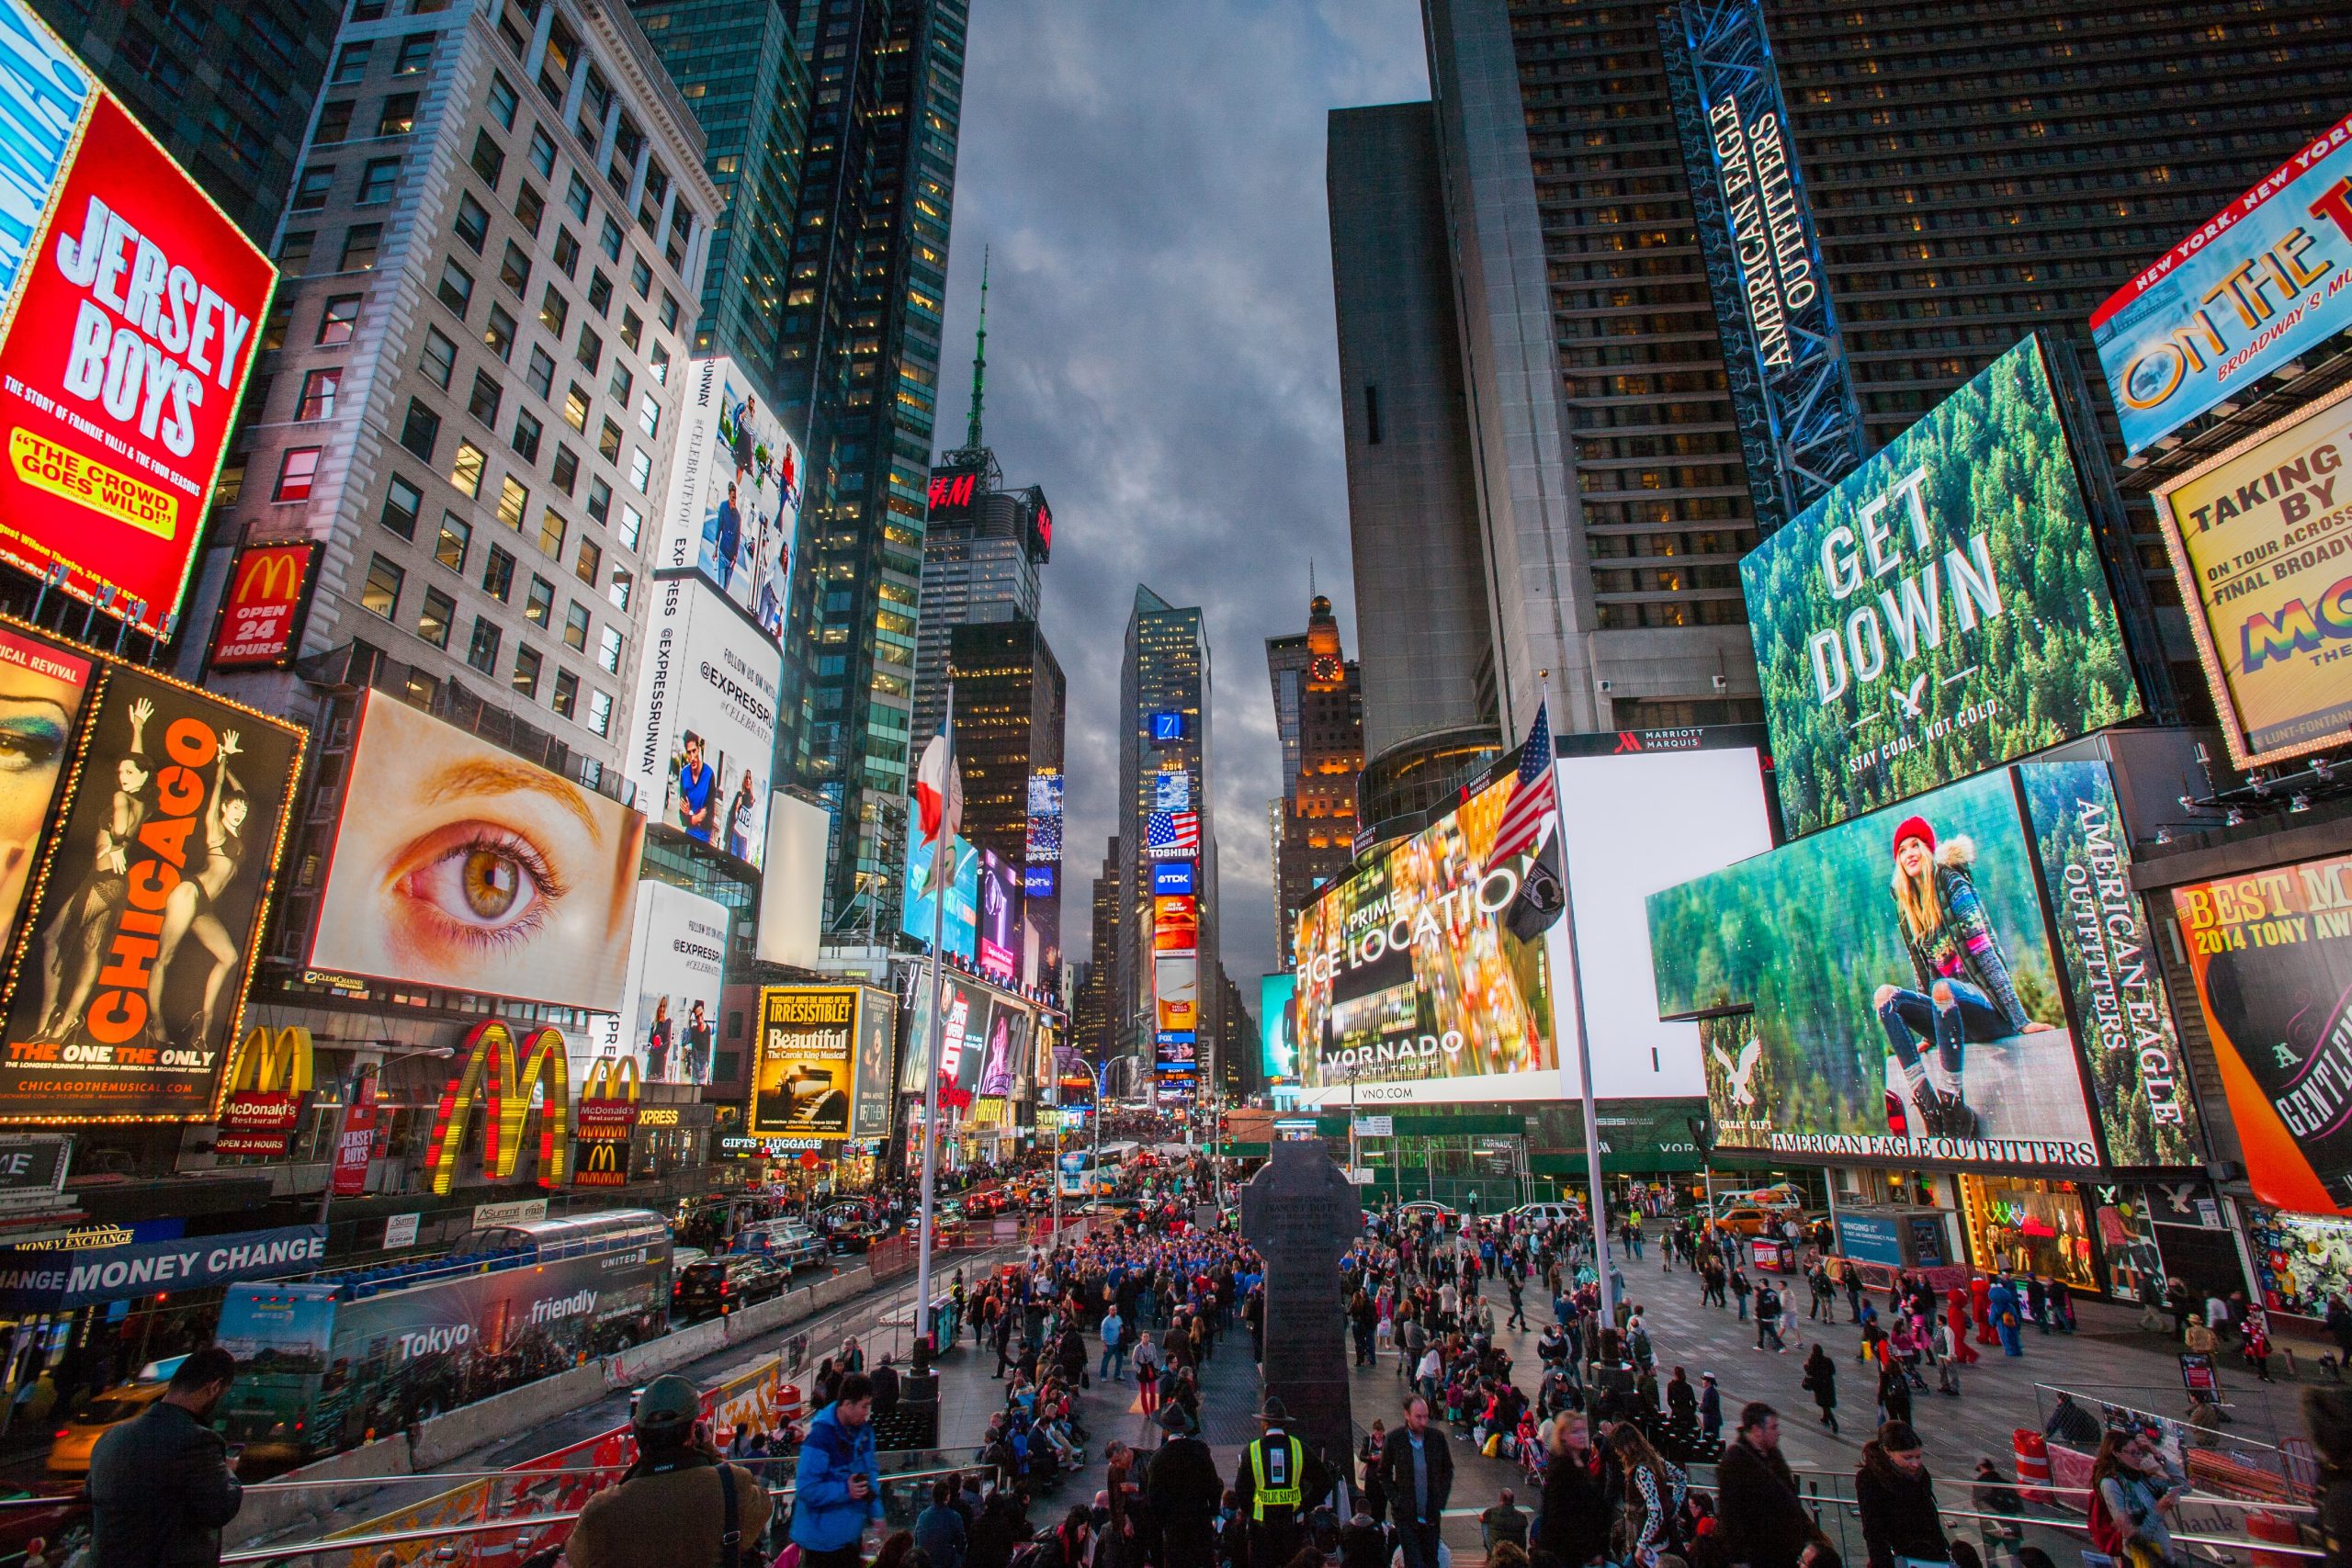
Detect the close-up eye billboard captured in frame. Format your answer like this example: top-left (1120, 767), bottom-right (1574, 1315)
top-left (2151, 379), bottom-right (2352, 770)
top-left (0, 6), bottom-right (277, 641)
top-left (1740, 335), bottom-right (2139, 838)
top-left (0, 659), bottom-right (303, 1122)
top-left (656, 355), bottom-right (798, 643)
top-left (307, 693), bottom-right (646, 1012)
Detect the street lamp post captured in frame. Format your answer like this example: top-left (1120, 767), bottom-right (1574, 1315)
top-left (314, 1043), bottom-right (455, 1229)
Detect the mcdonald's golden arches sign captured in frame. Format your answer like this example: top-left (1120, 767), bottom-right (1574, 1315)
top-left (421, 1019), bottom-right (571, 1195)
top-left (216, 1024), bottom-right (313, 1157)
top-left (207, 541), bottom-right (322, 671)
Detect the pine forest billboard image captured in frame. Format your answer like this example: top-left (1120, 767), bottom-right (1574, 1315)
top-left (1743, 334), bottom-right (2140, 837)
top-left (1651, 762), bottom-right (2192, 1172)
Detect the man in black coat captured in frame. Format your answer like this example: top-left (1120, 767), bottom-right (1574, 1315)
top-left (1374, 1395), bottom-right (1454, 1568)
top-left (1715, 1403), bottom-right (1823, 1568)
top-left (1144, 1406), bottom-right (1224, 1568)
top-left (90, 1346), bottom-right (243, 1568)
top-left (1233, 1397), bottom-right (1333, 1568)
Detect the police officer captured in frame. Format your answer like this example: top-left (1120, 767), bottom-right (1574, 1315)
top-left (567, 1376), bottom-right (771, 1568)
top-left (1230, 1396), bottom-right (1331, 1568)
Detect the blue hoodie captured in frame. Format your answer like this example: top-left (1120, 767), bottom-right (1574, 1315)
top-left (791, 1401), bottom-right (883, 1551)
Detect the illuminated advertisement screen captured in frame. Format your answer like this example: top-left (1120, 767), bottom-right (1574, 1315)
top-left (1153, 861), bottom-right (1194, 897)
top-left (1154, 953), bottom-right (1197, 1034)
top-left (628, 574), bottom-right (782, 867)
top-left (2170, 852), bottom-right (2352, 1213)
top-left (206, 542), bottom-right (321, 671)
top-left (2093, 109), bottom-right (2352, 454)
top-left (0, 625), bottom-right (90, 944)
top-left (1149, 712), bottom-right (1184, 746)
top-left (1154, 771), bottom-right (1190, 810)
top-left (2152, 380), bottom-right (2352, 769)
top-left (0, 660), bottom-right (302, 1122)
top-left (1650, 761), bottom-right (2194, 1170)
top-left (308, 692), bottom-right (646, 1011)
top-left (1025, 771), bottom-right (1062, 863)
top-left (654, 355), bottom-right (797, 641)
top-left (1154, 895), bottom-right (1197, 953)
top-left (977, 849), bottom-right (1019, 984)
top-left (900, 829), bottom-right (978, 962)
top-left (1743, 335), bottom-right (2138, 837)
top-left (750, 987), bottom-right (856, 1140)
top-left (0, 28), bottom-right (275, 640)
top-left (900, 976), bottom-right (994, 1114)
top-left (581, 881), bottom-right (727, 1086)
top-left (850, 988), bottom-right (895, 1140)
top-left (1024, 865), bottom-right (1056, 899)
top-left (1261, 973), bottom-right (1297, 1083)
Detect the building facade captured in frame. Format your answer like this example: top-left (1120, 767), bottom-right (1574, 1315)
top-left (1116, 586), bottom-right (1218, 1080)
top-left (911, 457), bottom-right (1051, 744)
top-left (1268, 594), bottom-right (1363, 967)
top-left (947, 618), bottom-right (1068, 976)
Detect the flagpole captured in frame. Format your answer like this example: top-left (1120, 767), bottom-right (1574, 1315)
top-left (914, 682), bottom-right (953, 1356)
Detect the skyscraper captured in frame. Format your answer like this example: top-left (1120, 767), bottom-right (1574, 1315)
top-left (1080, 835), bottom-right (1122, 1066)
top-left (775, 0), bottom-right (968, 931)
top-left (1269, 594), bottom-right (1363, 966)
top-left (947, 618), bottom-right (1067, 976)
top-left (1118, 586), bottom-right (1217, 1089)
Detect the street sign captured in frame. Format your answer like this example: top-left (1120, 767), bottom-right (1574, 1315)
top-left (1352, 1116), bottom-right (1393, 1139)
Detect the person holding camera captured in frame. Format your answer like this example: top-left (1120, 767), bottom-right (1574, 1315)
top-left (567, 1376), bottom-right (769, 1568)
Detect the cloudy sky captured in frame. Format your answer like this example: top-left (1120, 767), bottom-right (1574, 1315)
top-left (930, 0), bottom-right (1429, 1000)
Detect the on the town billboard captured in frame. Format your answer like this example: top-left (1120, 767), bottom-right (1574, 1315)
top-left (308, 693), bottom-right (645, 1011)
top-left (628, 573), bottom-right (781, 867)
top-left (2151, 378), bottom-right (2352, 769)
top-left (1741, 334), bottom-right (2140, 837)
top-left (0, 657), bottom-right (303, 1122)
top-left (654, 356), bottom-right (797, 641)
top-left (0, 6), bottom-right (276, 638)
top-left (2092, 109), bottom-right (2352, 454)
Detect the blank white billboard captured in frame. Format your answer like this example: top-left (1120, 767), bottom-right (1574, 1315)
top-left (757, 792), bottom-right (831, 967)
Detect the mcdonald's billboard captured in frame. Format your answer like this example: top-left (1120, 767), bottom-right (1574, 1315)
top-left (572, 1052), bottom-right (639, 1189)
top-left (216, 1024), bottom-right (313, 1156)
top-left (206, 541), bottom-right (321, 672)
top-left (420, 1019), bottom-right (571, 1195)
top-left (573, 1135), bottom-right (628, 1187)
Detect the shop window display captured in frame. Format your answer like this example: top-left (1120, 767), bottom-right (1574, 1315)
top-left (1960, 1174), bottom-right (2098, 1293)
top-left (2249, 1209), bottom-right (2352, 1318)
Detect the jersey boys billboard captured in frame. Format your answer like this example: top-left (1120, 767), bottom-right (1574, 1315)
top-left (2093, 109), bottom-right (2352, 454)
top-left (0, 14), bottom-right (275, 639)
top-left (1742, 335), bottom-right (2140, 837)
top-left (2152, 379), bottom-right (2352, 768)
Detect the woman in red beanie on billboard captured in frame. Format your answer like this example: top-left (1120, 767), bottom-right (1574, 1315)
top-left (1872, 814), bottom-right (2054, 1139)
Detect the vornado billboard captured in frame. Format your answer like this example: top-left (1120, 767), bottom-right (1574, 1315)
top-left (1741, 334), bottom-right (2142, 837)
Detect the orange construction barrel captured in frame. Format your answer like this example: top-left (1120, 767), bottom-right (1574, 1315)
top-left (2013, 1428), bottom-right (2051, 1505)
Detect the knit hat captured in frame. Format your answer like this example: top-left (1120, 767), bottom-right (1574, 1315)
top-left (1893, 817), bottom-right (1935, 858)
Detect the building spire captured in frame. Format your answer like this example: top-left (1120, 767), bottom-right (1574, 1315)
top-left (966, 247), bottom-right (989, 451)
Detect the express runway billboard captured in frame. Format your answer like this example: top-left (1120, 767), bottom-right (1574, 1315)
top-left (656, 356), bottom-right (797, 641)
top-left (628, 575), bottom-right (781, 866)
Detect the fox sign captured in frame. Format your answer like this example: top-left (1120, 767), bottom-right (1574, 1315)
top-left (0, 6), bottom-right (276, 639)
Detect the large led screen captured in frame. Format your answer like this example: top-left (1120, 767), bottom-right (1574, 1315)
top-left (628, 574), bottom-right (782, 866)
top-left (0, 20), bottom-right (275, 640)
top-left (899, 829), bottom-right (978, 963)
top-left (308, 692), bottom-right (646, 1011)
top-left (1651, 765), bottom-right (2182, 1171)
top-left (2152, 380), bottom-right (2352, 769)
top-left (0, 661), bottom-right (302, 1121)
top-left (0, 625), bottom-right (90, 942)
top-left (2170, 853), bottom-right (2352, 1213)
top-left (1261, 972), bottom-right (1297, 1084)
top-left (899, 974), bottom-right (994, 1114)
top-left (581, 880), bottom-right (728, 1085)
top-left (977, 849), bottom-right (1019, 984)
top-left (2093, 109), bottom-right (2352, 455)
top-left (1742, 335), bottom-right (2140, 837)
top-left (655, 355), bottom-right (797, 640)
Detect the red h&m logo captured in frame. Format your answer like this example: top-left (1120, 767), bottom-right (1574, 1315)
top-left (928, 472), bottom-right (977, 513)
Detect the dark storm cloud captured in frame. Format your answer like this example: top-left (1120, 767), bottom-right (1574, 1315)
top-left (933, 0), bottom-right (1426, 995)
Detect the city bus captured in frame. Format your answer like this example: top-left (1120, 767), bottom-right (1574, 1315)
top-left (1056, 1142), bottom-right (1142, 1200)
top-left (214, 1210), bottom-right (672, 1466)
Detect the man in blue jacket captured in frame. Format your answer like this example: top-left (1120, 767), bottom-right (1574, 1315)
top-left (793, 1371), bottom-right (883, 1568)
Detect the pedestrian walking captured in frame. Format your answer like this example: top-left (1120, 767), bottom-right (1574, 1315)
top-left (88, 1347), bottom-right (243, 1568)
top-left (1803, 1343), bottom-right (1839, 1435)
top-left (1856, 1420), bottom-right (1951, 1568)
top-left (1717, 1404), bottom-right (1828, 1568)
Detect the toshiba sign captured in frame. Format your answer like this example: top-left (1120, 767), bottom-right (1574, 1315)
top-left (0, 9), bottom-right (275, 639)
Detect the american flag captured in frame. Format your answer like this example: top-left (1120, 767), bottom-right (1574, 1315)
top-left (1487, 699), bottom-right (1556, 868)
top-left (1146, 809), bottom-right (1200, 858)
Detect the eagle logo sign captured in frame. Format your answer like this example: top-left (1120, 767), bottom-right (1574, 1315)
top-left (1711, 1036), bottom-right (1762, 1108)
top-left (1889, 672), bottom-right (1930, 721)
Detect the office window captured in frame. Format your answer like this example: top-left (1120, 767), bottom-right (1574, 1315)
top-left (482, 543), bottom-right (515, 601)
top-left (484, 303), bottom-right (516, 362)
top-left (318, 295), bottom-right (360, 345)
top-left (538, 507), bottom-right (565, 558)
top-left (465, 616), bottom-right (501, 675)
top-left (453, 193), bottom-right (489, 253)
top-left (295, 368), bottom-right (340, 421)
top-left (511, 644), bottom-right (542, 698)
top-left (436, 257), bottom-right (472, 316)
top-left (597, 417), bottom-right (621, 461)
top-left (331, 42), bottom-right (369, 85)
top-left (290, 166), bottom-right (332, 211)
top-left (340, 223), bottom-right (381, 271)
top-left (315, 100), bottom-right (353, 144)
top-left (448, 439), bottom-right (485, 496)
top-left (635, 392), bottom-right (659, 437)
top-left (393, 33), bottom-right (434, 73)
top-left (511, 409), bottom-right (543, 462)
top-left (606, 364), bottom-right (632, 405)
top-left (378, 92), bottom-right (418, 137)
top-left (649, 343), bottom-right (669, 384)
top-left (400, 400), bottom-right (440, 460)
top-left (573, 326), bottom-right (601, 373)
top-left (539, 286), bottom-right (568, 336)
top-left (630, 256), bottom-right (650, 298)
top-left (550, 445), bottom-right (579, 495)
top-left (565, 173), bottom-right (590, 221)
top-left (278, 230), bottom-right (315, 276)
top-left (487, 71), bottom-right (519, 130)
top-left (417, 586), bottom-right (456, 649)
top-left (598, 218), bottom-right (621, 262)
top-left (607, 566), bottom-right (633, 613)
top-left (562, 601), bottom-right (588, 650)
top-left (528, 125), bottom-right (555, 178)
top-left (551, 668), bottom-right (578, 718)
top-left (574, 536), bottom-right (600, 585)
top-left (659, 292), bottom-right (679, 332)
top-left (514, 183), bottom-right (544, 236)
top-left (617, 503), bottom-right (643, 552)
top-left (526, 347), bottom-right (556, 400)
top-left (357, 157), bottom-right (400, 206)
top-left (496, 475), bottom-right (528, 530)
top-left (419, 326), bottom-right (457, 388)
top-left (628, 448), bottom-right (651, 491)
top-left (212, 457), bottom-right (245, 508)
top-left (553, 228), bottom-right (580, 277)
top-left (469, 370), bottom-right (502, 426)
top-left (587, 270), bottom-right (611, 315)
top-left (562, 384), bottom-right (590, 433)
top-left (435, 511), bottom-right (471, 572)
top-left (362, 554), bottom-right (403, 619)
top-left (586, 688), bottom-right (612, 737)
top-left (470, 130), bottom-right (504, 188)
top-left (262, 299), bottom-right (294, 354)
top-left (596, 624), bottom-right (622, 674)
top-left (380, 474), bottom-right (422, 539)
top-left (274, 446), bottom-right (322, 501)
top-left (618, 307), bottom-right (641, 351)
top-left (586, 476), bottom-right (611, 524)
top-left (526, 575), bottom-right (554, 627)
top-left (499, 241), bottom-right (530, 296)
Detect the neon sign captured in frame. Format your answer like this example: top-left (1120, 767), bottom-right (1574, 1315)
top-left (421, 1020), bottom-right (571, 1195)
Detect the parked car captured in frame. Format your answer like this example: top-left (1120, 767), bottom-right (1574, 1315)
top-left (1399, 1200), bottom-right (1459, 1223)
top-left (1509, 1201), bottom-right (1585, 1229)
top-left (673, 1256), bottom-right (787, 1319)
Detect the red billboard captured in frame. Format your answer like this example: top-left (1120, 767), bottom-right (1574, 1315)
top-left (207, 541), bottom-right (321, 671)
top-left (0, 93), bottom-right (276, 637)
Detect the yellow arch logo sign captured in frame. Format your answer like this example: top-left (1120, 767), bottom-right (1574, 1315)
top-left (422, 1020), bottom-right (572, 1195)
top-left (228, 1025), bottom-right (314, 1095)
top-left (581, 1053), bottom-right (639, 1104)
top-left (218, 1025), bottom-right (315, 1157)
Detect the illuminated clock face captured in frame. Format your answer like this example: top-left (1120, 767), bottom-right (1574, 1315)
top-left (1311, 655), bottom-right (1341, 682)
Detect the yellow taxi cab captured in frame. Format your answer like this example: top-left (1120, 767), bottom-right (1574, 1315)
top-left (45, 1356), bottom-right (182, 1477)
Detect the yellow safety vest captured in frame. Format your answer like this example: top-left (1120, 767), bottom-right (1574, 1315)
top-left (1249, 1435), bottom-right (1305, 1517)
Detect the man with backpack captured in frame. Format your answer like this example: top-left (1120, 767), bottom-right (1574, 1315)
top-left (568, 1376), bottom-right (770, 1568)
